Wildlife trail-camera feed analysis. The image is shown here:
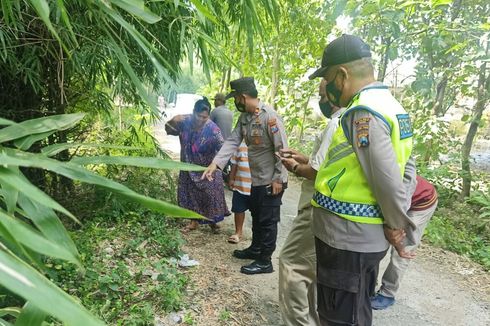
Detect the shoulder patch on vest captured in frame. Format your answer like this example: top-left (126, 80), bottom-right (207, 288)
top-left (396, 114), bottom-right (413, 139)
top-left (355, 117), bottom-right (370, 147)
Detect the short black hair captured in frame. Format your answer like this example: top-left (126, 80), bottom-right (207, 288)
top-left (194, 97), bottom-right (211, 114)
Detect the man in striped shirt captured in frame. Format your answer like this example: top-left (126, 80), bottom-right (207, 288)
top-left (228, 141), bottom-right (251, 243)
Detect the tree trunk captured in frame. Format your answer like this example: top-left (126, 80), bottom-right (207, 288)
top-left (461, 41), bottom-right (489, 198)
top-left (433, 75), bottom-right (448, 117)
top-left (225, 67), bottom-right (231, 89)
top-left (269, 39), bottom-right (280, 109)
top-left (377, 37), bottom-right (392, 82)
top-left (298, 94), bottom-right (311, 144)
top-left (219, 69), bottom-right (226, 93)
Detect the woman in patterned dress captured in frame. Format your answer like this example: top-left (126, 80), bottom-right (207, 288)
top-left (165, 97), bottom-right (228, 232)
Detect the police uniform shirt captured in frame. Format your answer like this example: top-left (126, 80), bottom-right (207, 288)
top-left (312, 83), bottom-right (417, 253)
top-left (213, 101), bottom-right (288, 186)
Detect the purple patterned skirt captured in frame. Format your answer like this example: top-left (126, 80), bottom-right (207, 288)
top-left (177, 170), bottom-right (228, 224)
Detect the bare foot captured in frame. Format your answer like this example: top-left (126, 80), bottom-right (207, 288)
top-left (182, 221), bottom-right (198, 233)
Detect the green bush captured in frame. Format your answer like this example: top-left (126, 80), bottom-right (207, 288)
top-left (425, 202), bottom-right (490, 270)
top-left (49, 211), bottom-right (187, 324)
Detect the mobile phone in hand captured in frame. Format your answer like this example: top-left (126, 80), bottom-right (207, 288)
top-left (266, 184), bottom-right (273, 196)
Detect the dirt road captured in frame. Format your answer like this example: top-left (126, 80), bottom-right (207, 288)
top-left (155, 125), bottom-right (489, 326)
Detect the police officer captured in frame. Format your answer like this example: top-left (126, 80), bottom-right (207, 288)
top-left (308, 35), bottom-right (416, 325)
top-left (276, 80), bottom-right (344, 326)
top-left (202, 77), bottom-right (288, 275)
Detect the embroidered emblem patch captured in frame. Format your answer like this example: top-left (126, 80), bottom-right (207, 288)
top-left (355, 117), bottom-right (370, 147)
top-left (268, 118), bottom-right (278, 133)
top-left (397, 114), bottom-right (413, 139)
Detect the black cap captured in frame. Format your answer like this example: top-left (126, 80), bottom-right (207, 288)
top-left (309, 34), bottom-right (372, 79)
top-left (225, 77), bottom-right (257, 99)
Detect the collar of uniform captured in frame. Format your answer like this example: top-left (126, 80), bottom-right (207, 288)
top-left (347, 82), bottom-right (388, 108)
top-left (244, 100), bottom-right (265, 122)
top-left (331, 107), bottom-right (346, 120)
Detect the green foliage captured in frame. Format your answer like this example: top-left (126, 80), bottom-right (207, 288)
top-left (49, 211), bottom-right (187, 324)
top-left (467, 191), bottom-right (490, 224)
top-left (425, 205), bottom-right (490, 270)
top-left (0, 114), bottom-right (204, 324)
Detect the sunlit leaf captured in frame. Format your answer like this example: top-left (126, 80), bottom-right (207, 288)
top-left (17, 194), bottom-right (79, 258)
top-left (0, 167), bottom-right (77, 223)
top-left (0, 210), bottom-right (80, 267)
top-left (0, 114), bottom-right (84, 144)
top-left (41, 143), bottom-right (142, 157)
top-left (110, 0), bottom-right (162, 24)
top-left (0, 148), bottom-right (203, 219)
top-left (71, 155), bottom-right (206, 171)
top-left (0, 250), bottom-right (104, 325)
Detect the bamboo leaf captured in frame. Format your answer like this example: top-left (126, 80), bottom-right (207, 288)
top-left (0, 210), bottom-right (80, 267)
top-left (41, 143), bottom-right (142, 157)
top-left (0, 250), bottom-right (104, 325)
top-left (110, 0), bottom-right (162, 24)
top-left (189, 0), bottom-right (218, 24)
top-left (0, 307), bottom-right (20, 318)
top-left (71, 156), bottom-right (206, 171)
top-left (0, 118), bottom-right (14, 126)
top-left (0, 148), bottom-right (203, 219)
top-left (15, 301), bottom-right (47, 326)
top-left (13, 131), bottom-right (55, 151)
top-left (26, 0), bottom-right (68, 54)
top-left (0, 167), bottom-right (78, 223)
top-left (1, 182), bottom-right (18, 214)
top-left (0, 114), bottom-right (84, 144)
top-left (17, 194), bottom-right (79, 258)
top-left (0, 318), bottom-right (14, 326)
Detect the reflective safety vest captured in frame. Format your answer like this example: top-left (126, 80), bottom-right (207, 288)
top-left (312, 85), bottom-right (413, 224)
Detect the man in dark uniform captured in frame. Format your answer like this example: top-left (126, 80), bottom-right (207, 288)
top-left (202, 77), bottom-right (288, 275)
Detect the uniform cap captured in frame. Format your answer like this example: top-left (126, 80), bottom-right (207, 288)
top-left (225, 77), bottom-right (257, 99)
top-left (309, 34), bottom-right (372, 79)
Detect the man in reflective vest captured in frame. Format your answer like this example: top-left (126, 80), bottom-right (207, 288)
top-left (308, 34), bottom-right (416, 326)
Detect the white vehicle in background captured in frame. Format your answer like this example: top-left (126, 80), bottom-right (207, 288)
top-left (161, 93), bottom-right (202, 121)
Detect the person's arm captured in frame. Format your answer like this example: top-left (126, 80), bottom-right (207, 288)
top-left (266, 113), bottom-right (288, 194)
top-left (344, 110), bottom-right (415, 230)
top-left (229, 162), bottom-right (237, 188)
top-left (279, 155), bottom-right (317, 180)
top-left (165, 114), bottom-right (187, 136)
top-left (202, 118), bottom-right (243, 180)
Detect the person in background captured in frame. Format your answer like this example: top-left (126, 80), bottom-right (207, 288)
top-left (371, 175), bottom-right (438, 310)
top-left (227, 140), bottom-right (251, 244)
top-left (165, 97), bottom-right (228, 233)
top-left (211, 93), bottom-right (234, 183)
top-left (202, 77), bottom-right (288, 275)
top-left (211, 93), bottom-right (233, 140)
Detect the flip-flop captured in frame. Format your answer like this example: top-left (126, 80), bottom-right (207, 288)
top-left (227, 234), bottom-right (241, 244)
